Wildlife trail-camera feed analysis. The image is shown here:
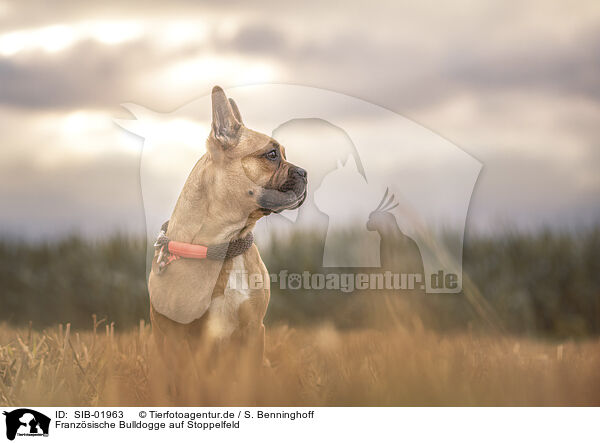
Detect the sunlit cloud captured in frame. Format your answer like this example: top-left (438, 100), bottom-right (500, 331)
top-left (61, 110), bottom-right (112, 137)
top-left (0, 109), bottom-right (137, 168)
top-left (0, 20), bottom-right (145, 56)
top-left (86, 20), bottom-right (144, 45)
top-left (38, 25), bottom-right (77, 52)
top-left (0, 18), bottom-right (216, 57)
top-left (156, 21), bottom-right (209, 49)
top-left (116, 112), bottom-right (209, 151)
top-left (0, 30), bottom-right (26, 56)
top-left (55, 110), bottom-right (142, 159)
top-left (0, 26), bottom-right (72, 55)
top-left (145, 56), bottom-right (279, 93)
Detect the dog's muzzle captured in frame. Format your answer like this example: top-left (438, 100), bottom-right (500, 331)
top-left (259, 166), bottom-right (307, 213)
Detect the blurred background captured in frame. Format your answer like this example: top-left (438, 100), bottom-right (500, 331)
top-left (0, 0), bottom-right (599, 337)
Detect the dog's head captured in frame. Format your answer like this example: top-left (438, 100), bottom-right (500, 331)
top-left (207, 86), bottom-right (307, 214)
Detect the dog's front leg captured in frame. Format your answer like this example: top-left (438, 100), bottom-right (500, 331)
top-left (245, 322), bottom-right (267, 372)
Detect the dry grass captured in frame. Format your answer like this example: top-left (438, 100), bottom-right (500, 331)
top-left (1, 318), bottom-right (599, 407)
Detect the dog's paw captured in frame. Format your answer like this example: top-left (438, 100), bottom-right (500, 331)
top-left (287, 274), bottom-right (302, 289)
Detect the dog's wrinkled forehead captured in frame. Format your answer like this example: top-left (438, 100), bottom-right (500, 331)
top-left (239, 132), bottom-right (286, 158)
top-left (238, 130), bottom-right (279, 155)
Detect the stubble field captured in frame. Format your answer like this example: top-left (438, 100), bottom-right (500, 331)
top-left (1, 319), bottom-right (599, 406)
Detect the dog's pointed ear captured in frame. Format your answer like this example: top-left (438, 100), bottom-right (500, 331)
top-left (211, 86), bottom-right (241, 148)
top-left (228, 98), bottom-right (243, 125)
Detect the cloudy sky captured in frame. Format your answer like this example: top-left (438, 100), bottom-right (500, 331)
top-left (1, 0), bottom-right (599, 239)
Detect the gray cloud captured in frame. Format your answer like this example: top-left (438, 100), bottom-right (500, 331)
top-left (216, 22), bottom-right (600, 111)
top-left (226, 24), bottom-right (287, 54)
top-left (0, 154), bottom-right (146, 239)
top-left (0, 39), bottom-right (200, 110)
top-left (441, 33), bottom-right (600, 101)
top-left (3, 13), bottom-right (598, 114)
top-left (0, 0), bottom-right (599, 238)
top-left (469, 149), bottom-right (600, 231)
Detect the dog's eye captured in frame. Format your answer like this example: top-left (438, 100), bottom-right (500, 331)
top-left (265, 149), bottom-right (279, 161)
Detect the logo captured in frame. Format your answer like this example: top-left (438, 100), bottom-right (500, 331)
top-left (2, 409), bottom-right (50, 441)
top-left (116, 84), bottom-right (481, 322)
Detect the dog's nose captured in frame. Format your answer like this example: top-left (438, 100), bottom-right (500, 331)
top-left (292, 167), bottom-right (307, 179)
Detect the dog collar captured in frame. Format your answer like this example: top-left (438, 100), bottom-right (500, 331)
top-left (153, 221), bottom-right (254, 274)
